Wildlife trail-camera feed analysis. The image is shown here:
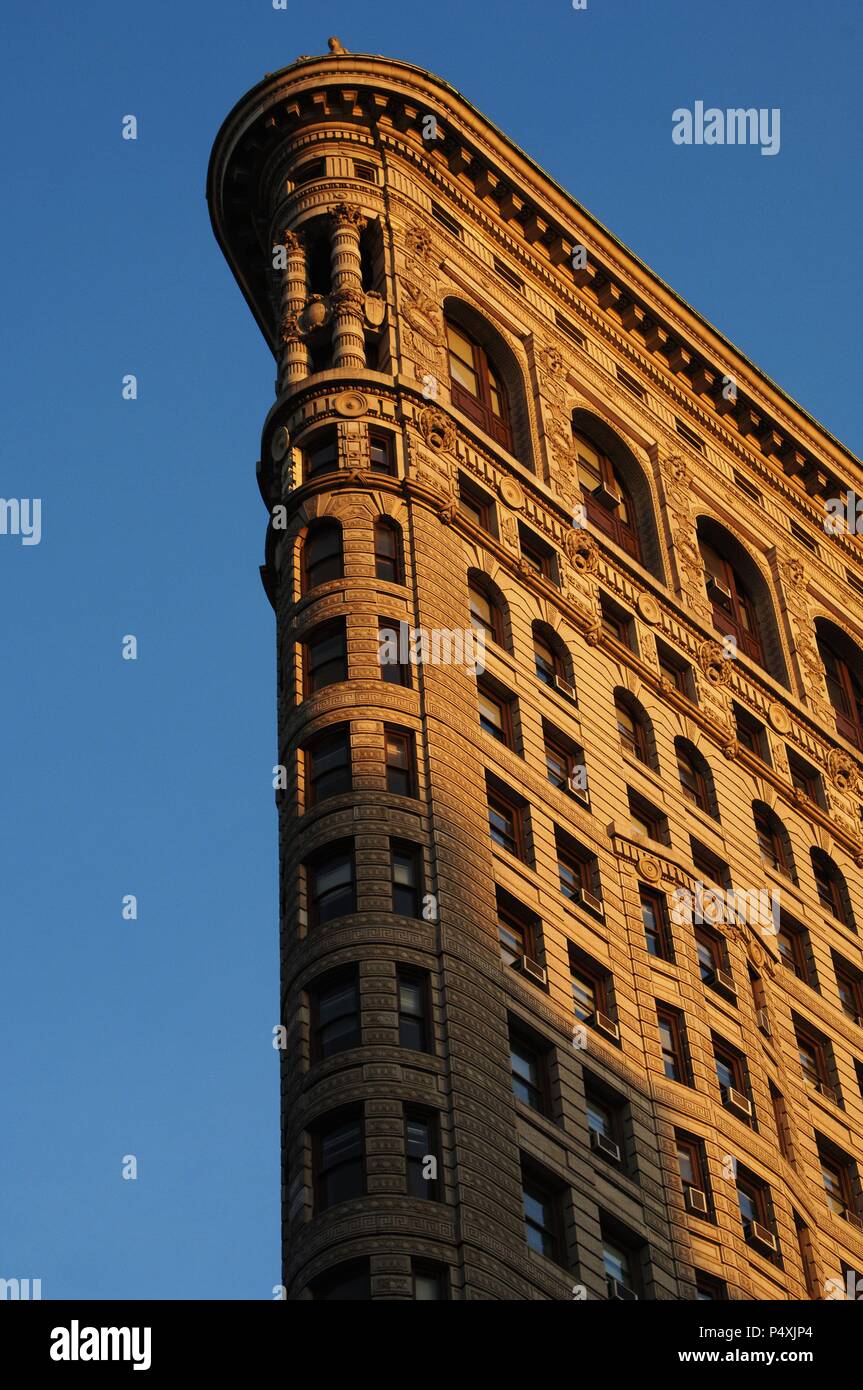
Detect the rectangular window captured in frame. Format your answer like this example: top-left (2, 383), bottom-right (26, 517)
top-left (522, 1165), bottom-right (562, 1263)
top-left (391, 840), bottom-right (422, 917)
top-left (600, 593), bottom-right (636, 651)
top-left (585, 1075), bottom-right (626, 1165)
top-left (458, 475), bottom-right (497, 533)
top-left (695, 1271), bottom-right (727, 1300)
top-left (314, 1111), bottom-right (364, 1210)
top-left (734, 704), bottom-right (770, 763)
top-left (412, 1263), bottom-right (446, 1300)
top-left (304, 619), bottom-right (348, 695)
top-left (602, 1223), bottom-right (641, 1298)
top-left (676, 1132), bottom-right (711, 1216)
top-left (353, 159), bottom-right (377, 183)
top-left (368, 430), bottom-right (396, 475)
top-left (384, 727), bottom-right (417, 797)
top-left (496, 889), bottom-right (539, 969)
top-left (794, 1020), bottom-right (839, 1104)
top-left (556, 828), bottom-right (601, 910)
top-left (834, 955), bottom-right (863, 1023)
top-left (307, 843), bottom-right (356, 927)
top-left (405, 1109), bottom-right (439, 1200)
top-left (397, 969), bottom-right (431, 1052)
top-left (628, 790), bottom-right (670, 845)
top-left (656, 641), bottom-right (694, 698)
top-left (310, 968), bottom-right (360, 1060)
top-left (657, 1005), bottom-right (690, 1085)
top-left (377, 618), bottom-right (413, 687)
top-left (304, 427), bottom-right (339, 479)
top-left (641, 887), bottom-right (674, 961)
top-left (543, 722), bottom-right (586, 801)
top-left (787, 750), bottom-right (824, 806)
top-left (675, 418), bottom-right (704, 453)
top-left (430, 201), bottom-right (461, 237)
top-left (736, 1169), bottom-right (777, 1257)
top-left (477, 678), bottom-right (515, 748)
top-left (777, 914), bottom-right (816, 988)
top-left (487, 778), bottom-right (527, 861)
top-left (518, 523), bottom-right (555, 583)
top-left (509, 1025), bottom-right (548, 1114)
top-left (554, 310), bottom-right (585, 346)
top-left (570, 946), bottom-right (614, 1034)
top-left (305, 724), bottom-right (352, 804)
top-left (690, 838), bottom-right (731, 889)
top-left (770, 1083), bottom-right (793, 1161)
top-left (713, 1037), bottom-right (754, 1124)
top-left (695, 926), bottom-right (734, 995)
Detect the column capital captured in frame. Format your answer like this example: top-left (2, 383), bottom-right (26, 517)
top-left (330, 203), bottom-right (367, 233)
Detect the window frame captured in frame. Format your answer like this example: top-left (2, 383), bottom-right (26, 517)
top-left (303, 427), bottom-right (340, 481)
top-left (384, 726), bottom-right (417, 797)
top-left (405, 1107), bottom-right (440, 1201)
top-left (641, 886), bottom-right (674, 961)
top-left (302, 520), bottom-right (344, 592)
top-left (657, 1005), bottom-right (690, 1085)
top-left (305, 724), bottom-right (352, 806)
top-left (373, 518), bottom-right (403, 583)
top-left (303, 619), bottom-right (348, 696)
top-left (309, 967), bottom-right (361, 1061)
top-left (313, 1110), bottom-right (365, 1212)
top-left (445, 317), bottom-right (513, 451)
top-left (397, 968), bottom-right (431, 1052)
top-left (307, 843), bottom-right (357, 928)
top-left (391, 840), bottom-right (423, 917)
top-left (572, 428), bottom-right (642, 562)
top-left (368, 430), bottom-right (396, 476)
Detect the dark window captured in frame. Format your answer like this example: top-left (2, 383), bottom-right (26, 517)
top-left (391, 841), bottom-right (422, 917)
top-left (543, 722), bottom-right (586, 800)
top-left (532, 623), bottom-right (573, 695)
top-left (519, 524), bottom-right (555, 582)
top-left (713, 1037), bottom-right (754, 1125)
top-left (397, 969), bottom-right (431, 1052)
top-left (310, 968), bottom-right (360, 1060)
top-left (497, 890), bottom-right (540, 969)
top-left (834, 955), bottom-right (863, 1023)
top-left (585, 1085), bottom-right (624, 1161)
top-left (600, 594), bottom-right (636, 650)
top-left (734, 704), bottom-right (770, 762)
top-left (699, 537), bottom-right (765, 666)
top-left (676, 1132), bottom-right (711, 1216)
top-left (304, 428), bottom-right (339, 480)
top-left (377, 618), bottom-right (412, 686)
top-left (468, 579), bottom-right (505, 646)
top-left (384, 727), bottom-right (416, 796)
top-left (304, 620), bottom-right (348, 695)
top-left (615, 693), bottom-right (651, 765)
top-left (641, 887), bottom-right (674, 961)
top-left (405, 1110), bottom-right (439, 1200)
top-left (628, 790), bottom-right (669, 845)
top-left (477, 678), bottom-right (515, 748)
top-left (754, 803), bottom-right (795, 879)
top-left (657, 1005), bottom-right (690, 1084)
top-left (817, 1141), bottom-right (860, 1224)
top-left (374, 519), bottom-right (403, 582)
top-left (788, 751), bottom-right (824, 806)
top-left (522, 1166), bottom-right (562, 1263)
top-left (570, 947), bottom-right (613, 1029)
top-left (817, 630), bottom-right (863, 750)
top-left (736, 1169), bottom-right (778, 1258)
top-left (556, 829), bottom-right (600, 909)
top-left (307, 844), bottom-right (356, 927)
top-left (657, 641), bottom-right (693, 697)
top-left (412, 1264), bottom-right (447, 1300)
top-left (777, 914), bottom-right (816, 988)
top-left (510, 1027), bottom-right (548, 1114)
top-left (770, 1083), bottom-right (793, 1161)
top-left (314, 1111), bottom-right (364, 1210)
top-left (795, 1020), bottom-right (839, 1104)
top-left (602, 1224), bottom-right (641, 1298)
top-left (303, 520), bottom-right (343, 591)
top-left (294, 158), bottom-right (325, 185)
top-left (311, 1260), bottom-right (370, 1300)
top-left (690, 838), bottom-right (730, 889)
top-left (487, 780), bottom-right (527, 861)
top-left (369, 431), bottom-right (396, 475)
top-left (676, 740), bottom-right (715, 816)
top-left (812, 849), bottom-right (854, 929)
top-left (694, 1271), bottom-right (727, 1300)
top-left (458, 475), bottom-right (497, 533)
top-left (353, 160), bottom-right (377, 184)
top-left (305, 725), bottom-right (352, 805)
top-left (695, 926), bottom-right (732, 993)
top-left (573, 428), bottom-right (642, 562)
top-left (445, 317), bottom-right (512, 450)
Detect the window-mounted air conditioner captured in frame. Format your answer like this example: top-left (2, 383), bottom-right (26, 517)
top-left (714, 968), bottom-right (736, 994)
top-left (589, 1129), bottom-right (621, 1162)
top-left (554, 675), bottom-right (577, 701)
top-left (517, 955), bottom-right (548, 987)
top-left (606, 1276), bottom-right (638, 1301)
top-left (745, 1220), bottom-right (777, 1253)
top-left (592, 479), bottom-right (622, 510)
top-left (722, 1086), bottom-right (753, 1119)
top-left (706, 574), bottom-right (733, 605)
top-left (573, 886), bottom-right (604, 918)
top-left (756, 1007), bottom-right (771, 1036)
top-left (594, 1011), bottom-right (620, 1043)
top-left (685, 1186), bottom-right (709, 1215)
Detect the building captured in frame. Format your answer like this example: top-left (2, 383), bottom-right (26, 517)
top-left (207, 40), bottom-right (863, 1301)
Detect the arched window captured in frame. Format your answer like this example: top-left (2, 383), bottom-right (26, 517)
top-left (468, 573), bottom-right (507, 647)
top-left (573, 429), bottom-right (641, 562)
top-left (753, 802), bottom-right (796, 881)
top-left (303, 520), bottom-right (343, 592)
top-left (615, 691), bottom-right (654, 768)
top-left (816, 622), bottom-right (863, 751)
top-left (810, 848), bottom-right (855, 930)
top-left (374, 518), bottom-right (403, 583)
top-left (445, 316), bottom-right (513, 451)
top-left (696, 519), bottom-right (786, 683)
top-left (675, 738), bottom-right (718, 819)
top-left (532, 622), bottom-right (574, 697)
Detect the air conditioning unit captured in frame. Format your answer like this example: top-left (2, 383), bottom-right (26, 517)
top-left (518, 955), bottom-right (548, 987)
top-left (606, 1276), bottom-right (638, 1301)
top-left (592, 479), bottom-right (622, 510)
top-left (714, 968), bottom-right (736, 994)
top-left (723, 1086), bottom-right (753, 1119)
top-left (844, 1210), bottom-right (863, 1231)
top-left (574, 886), bottom-right (604, 918)
top-left (569, 783), bottom-right (590, 808)
top-left (589, 1129), bottom-right (621, 1162)
top-left (746, 1220), bottom-right (777, 1253)
top-left (594, 1012), bottom-right (620, 1043)
top-left (554, 675), bottom-right (577, 701)
top-left (756, 1006), bottom-right (771, 1036)
top-left (685, 1186), bottom-right (709, 1215)
top-left (816, 1079), bottom-right (839, 1104)
top-left (706, 574), bottom-right (733, 605)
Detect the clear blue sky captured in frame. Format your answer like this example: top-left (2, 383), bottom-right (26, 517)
top-left (1, 0), bottom-right (860, 1300)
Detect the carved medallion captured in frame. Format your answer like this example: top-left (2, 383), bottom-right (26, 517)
top-left (334, 391), bottom-right (368, 418)
top-left (637, 593), bottom-right (661, 624)
top-left (499, 478), bottom-right (524, 510)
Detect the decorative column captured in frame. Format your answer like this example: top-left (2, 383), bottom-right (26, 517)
top-left (329, 203), bottom-right (367, 370)
top-left (277, 228), bottom-right (310, 394)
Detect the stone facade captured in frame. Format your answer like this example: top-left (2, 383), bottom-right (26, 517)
top-left (209, 43), bottom-right (863, 1300)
